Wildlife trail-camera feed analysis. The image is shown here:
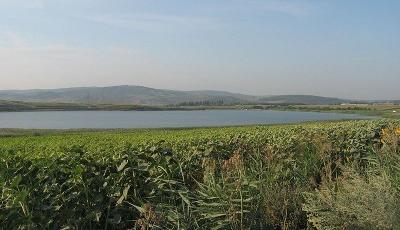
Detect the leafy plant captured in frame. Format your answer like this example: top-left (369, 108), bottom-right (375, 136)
top-left (0, 120), bottom-right (399, 229)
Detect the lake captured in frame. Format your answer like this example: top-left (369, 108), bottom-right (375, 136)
top-left (0, 110), bottom-right (374, 129)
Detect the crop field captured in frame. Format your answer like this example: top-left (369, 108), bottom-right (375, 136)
top-left (1, 120), bottom-right (400, 229)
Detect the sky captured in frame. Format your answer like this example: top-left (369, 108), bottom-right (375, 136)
top-left (0, 0), bottom-right (399, 100)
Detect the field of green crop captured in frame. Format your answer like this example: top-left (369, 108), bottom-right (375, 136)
top-left (1, 120), bottom-right (400, 229)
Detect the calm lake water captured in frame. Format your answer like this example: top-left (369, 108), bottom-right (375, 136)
top-left (0, 110), bottom-right (372, 129)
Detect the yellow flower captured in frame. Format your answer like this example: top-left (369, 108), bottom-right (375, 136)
top-left (396, 128), bottom-right (400, 136)
top-left (382, 128), bottom-right (390, 136)
top-left (381, 128), bottom-right (390, 143)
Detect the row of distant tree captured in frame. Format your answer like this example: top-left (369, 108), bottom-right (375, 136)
top-left (178, 99), bottom-right (226, 106)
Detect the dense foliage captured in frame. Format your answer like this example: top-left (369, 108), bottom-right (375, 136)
top-left (1, 120), bottom-right (400, 229)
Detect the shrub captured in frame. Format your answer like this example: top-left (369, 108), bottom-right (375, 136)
top-left (303, 169), bottom-right (400, 230)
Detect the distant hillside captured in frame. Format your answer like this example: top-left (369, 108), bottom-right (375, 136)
top-left (0, 85), bottom-right (352, 105)
top-left (257, 95), bottom-right (348, 105)
top-left (0, 86), bottom-right (255, 105)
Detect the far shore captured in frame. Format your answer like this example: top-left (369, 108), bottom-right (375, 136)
top-left (1, 100), bottom-right (399, 119)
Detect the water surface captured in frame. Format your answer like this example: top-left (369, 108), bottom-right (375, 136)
top-left (0, 110), bottom-right (372, 129)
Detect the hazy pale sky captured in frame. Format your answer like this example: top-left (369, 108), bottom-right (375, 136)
top-left (0, 0), bottom-right (399, 99)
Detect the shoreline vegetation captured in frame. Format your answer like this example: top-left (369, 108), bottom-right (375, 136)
top-left (0, 120), bottom-right (370, 138)
top-left (1, 120), bottom-right (400, 229)
top-left (1, 99), bottom-right (399, 118)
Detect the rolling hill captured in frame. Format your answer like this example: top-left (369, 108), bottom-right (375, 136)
top-left (0, 85), bottom-right (352, 105)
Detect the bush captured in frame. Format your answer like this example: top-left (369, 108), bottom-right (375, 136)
top-left (303, 127), bottom-right (400, 230)
top-left (303, 170), bottom-right (400, 230)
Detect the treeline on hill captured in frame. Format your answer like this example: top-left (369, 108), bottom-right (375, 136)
top-left (1, 120), bottom-right (400, 229)
top-left (178, 98), bottom-right (226, 106)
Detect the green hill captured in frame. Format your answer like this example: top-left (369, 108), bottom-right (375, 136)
top-left (0, 85), bottom-right (352, 105)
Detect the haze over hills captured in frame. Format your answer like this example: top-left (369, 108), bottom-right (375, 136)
top-left (0, 85), bottom-right (364, 105)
